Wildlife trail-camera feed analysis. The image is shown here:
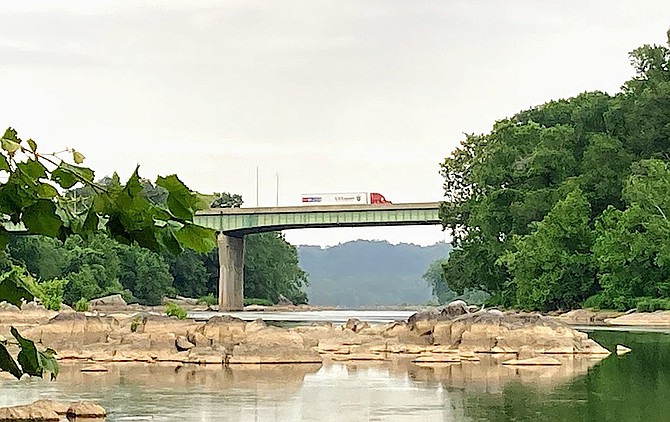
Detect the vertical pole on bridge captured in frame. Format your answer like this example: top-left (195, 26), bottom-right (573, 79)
top-left (217, 233), bottom-right (245, 311)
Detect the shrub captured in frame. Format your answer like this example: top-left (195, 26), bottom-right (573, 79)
top-left (636, 297), bottom-right (670, 312)
top-left (74, 297), bottom-right (89, 312)
top-left (130, 316), bottom-right (141, 332)
top-left (197, 294), bottom-right (217, 306)
top-left (38, 278), bottom-right (69, 311)
top-left (244, 298), bottom-right (273, 307)
top-left (583, 293), bottom-right (610, 311)
top-left (165, 302), bottom-right (187, 320)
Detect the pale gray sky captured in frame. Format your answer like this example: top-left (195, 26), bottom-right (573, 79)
top-left (0, 1), bottom-right (668, 246)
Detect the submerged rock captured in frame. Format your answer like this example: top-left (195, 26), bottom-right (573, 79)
top-left (502, 356), bottom-right (562, 366)
top-left (66, 401), bottom-right (106, 418)
top-left (616, 344), bottom-right (632, 355)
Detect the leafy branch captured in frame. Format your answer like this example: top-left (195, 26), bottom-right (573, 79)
top-left (0, 126), bottom-right (218, 380)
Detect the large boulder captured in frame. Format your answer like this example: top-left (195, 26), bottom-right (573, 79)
top-left (162, 296), bottom-right (199, 306)
top-left (0, 404), bottom-right (60, 421)
top-left (66, 401), bottom-right (106, 418)
top-left (0, 400), bottom-right (99, 421)
top-left (195, 315), bottom-right (247, 348)
top-left (407, 308), bottom-right (441, 336)
top-left (89, 294), bottom-right (127, 308)
top-left (344, 318), bottom-right (369, 333)
top-left (433, 312), bottom-right (610, 356)
top-left (441, 300), bottom-right (470, 318)
top-left (229, 325), bottom-right (321, 364)
top-left (22, 313), bottom-right (115, 349)
top-left (136, 314), bottom-right (193, 337)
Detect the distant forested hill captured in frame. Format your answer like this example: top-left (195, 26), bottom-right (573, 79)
top-left (298, 240), bottom-right (452, 307)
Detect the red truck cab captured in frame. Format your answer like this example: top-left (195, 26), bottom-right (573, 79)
top-left (370, 192), bottom-right (392, 204)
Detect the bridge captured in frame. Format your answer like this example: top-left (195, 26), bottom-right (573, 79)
top-left (5, 202), bottom-right (442, 310)
top-left (195, 202), bottom-right (441, 310)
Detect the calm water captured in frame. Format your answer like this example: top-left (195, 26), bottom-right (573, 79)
top-left (1, 328), bottom-right (669, 421)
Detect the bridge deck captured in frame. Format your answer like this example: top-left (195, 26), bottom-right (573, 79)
top-left (194, 202), bottom-right (442, 236)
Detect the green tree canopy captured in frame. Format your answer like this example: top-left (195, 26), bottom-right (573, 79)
top-left (439, 32), bottom-right (670, 311)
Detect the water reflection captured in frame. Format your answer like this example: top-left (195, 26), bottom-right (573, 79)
top-left (3, 329), bottom-right (670, 421)
top-left (0, 354), bottom-right (606, 422)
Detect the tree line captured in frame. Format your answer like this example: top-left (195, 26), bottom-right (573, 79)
top-left (439, 34), bottom-right (670, 311)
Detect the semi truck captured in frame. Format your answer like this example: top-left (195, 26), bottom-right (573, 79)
top-left (300, 192), bottom-right (391, 205)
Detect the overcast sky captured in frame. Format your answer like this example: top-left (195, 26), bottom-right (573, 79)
top-left (1, 1), bottom-right (669, 246)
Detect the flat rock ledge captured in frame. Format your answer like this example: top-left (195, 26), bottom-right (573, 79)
top-left (0, 307), bottom-right (611, 369)
top-left (604, 311), bottom-right (670, 326)
top-left (0, 400), bottom-right (105, 421)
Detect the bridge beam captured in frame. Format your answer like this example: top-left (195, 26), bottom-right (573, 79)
top-left (217, 233), bottom-right (245, 310)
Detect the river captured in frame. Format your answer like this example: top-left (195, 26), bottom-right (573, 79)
top-left (0, 312), bottom-right (668, 421)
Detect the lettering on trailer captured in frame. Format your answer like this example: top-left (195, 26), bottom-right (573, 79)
top-left (302, 197), bottom-right (322, 203)
top-left (334, 195), bottom-right (362, 201)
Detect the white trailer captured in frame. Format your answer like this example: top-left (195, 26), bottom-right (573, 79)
top-left (300, 192), bottom-right (391, 205)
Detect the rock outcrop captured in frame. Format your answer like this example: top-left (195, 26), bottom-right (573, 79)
top-left (0, 304), bottom-right (611, 368)
top-left (604, 311), bottom-right (670, 326)
top-left (89, 294), bottom-right (127, 309)
top-left (0, 400), bottom-right (105, 421)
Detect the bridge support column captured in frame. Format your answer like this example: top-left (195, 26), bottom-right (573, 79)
top-left (217, 233), bottom-right (245, 311)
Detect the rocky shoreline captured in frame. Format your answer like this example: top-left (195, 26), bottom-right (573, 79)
top-left (0, 301), bottom-right (613, 369)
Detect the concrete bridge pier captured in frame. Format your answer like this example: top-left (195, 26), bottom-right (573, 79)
top-left (217, 232), bottom-right (245, 310)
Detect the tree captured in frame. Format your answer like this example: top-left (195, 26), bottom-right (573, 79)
top-left (164, 249), bottom-right (211, 299)
top-left (244, 232), bottom-right (308, 304)
top-left (593, 160), bottom-right (670, 309)
top-left (61, 235), bottom-right (124, 305)
top-left (438, 30), bottom-right (670, 310)
top-left (9, 236), bottom-right (70, 281)
top-left (210, 192), bottom-right (243, 208)
top-left (117, 244), bottom-right (174, 306)
top-left (501, 189), bottom-right (596, 311)
top-left (0, 127), bottom-right (216, 380)
top-left (422, 259), bottom-right (457, 304)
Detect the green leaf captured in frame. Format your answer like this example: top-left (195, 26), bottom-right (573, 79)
top-left (2, 128), bottom-right (18, 142)
top-left (157, 223), bottom-right (184, 255)
top-left (38, 348), bottom-right (59, 381)
top-left (156, 175), bottom-right (202, 221)
top-left (16, 160), bottom-right (47, 181)
top-left (1, 139), bottom-right (20, 154)
top-left (0, 343), bottom-right (22, 379)
top-left (0, 154), bottom-right (9, 172)
top-left (23, 199), bottom-right (63, 237)
top-left (11, 327), bottom-right (42, 378)
top-left (36, 183), bottom-right (59, 199)
top-left (51, 167), bottom-right (77, 189)
top-left (174, 223), bottom-right (216, 253)
top-left (128, 227), bottom-right (161, 252)
top-left (27, 139), bottom-right (37, 152)
top-left (51, 162), bottom-right (95, 189)
top-left (83, 208), bottom-right (100, 233)
top-left (72, 149), bottom-right (85, 164)
top-left (0, 268), bottom-right (35, 307)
